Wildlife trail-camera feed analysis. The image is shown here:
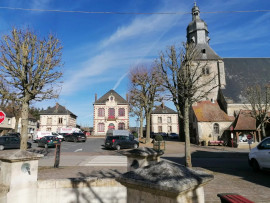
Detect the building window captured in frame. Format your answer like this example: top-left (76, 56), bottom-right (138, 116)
top-left (46, 127), bottom-right (51, 131)
top-left (118, 123), bottom-right (125, 130)
top-left (118, 108), bottom-right (125, 117)
top-left (108, 108), bottom-right (115, 119)
top-left (168, 126), bottom-right (172, 133)
top-left (108, 123), bottom-right (115, 130)
top-left (158, 126), bottom-right (162, 133)
top-left (110, 96), bottom-right (114, 101)
top-left (213, 123), bottom-right (219, 134)
top-left (98, 108), bottom-right (105, 117)
top-left (47, 118), bottom-right (52, 125)
top-left (58, 117), bottom-right (63, 124)
top-left (202, 67), bottom-right (210, 75)
top-left (98, 123), bottom-right (105, 132)
top-left (167, 117), bottom-right (171, 123)
top-left (158, 117), bottom-right (162, 123)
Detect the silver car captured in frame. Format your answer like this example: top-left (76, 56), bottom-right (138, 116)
top-left (248, 137), bottom-right (270, 171)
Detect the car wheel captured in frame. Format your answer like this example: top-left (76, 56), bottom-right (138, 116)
top-left (251, 159), bottom-right (260, 172)
top-left (0, 145), bottom-right (4, 150)
top-left (134, 144), bottom-right (138, 149)
top-left (116, 145), bottom-right (120, 150)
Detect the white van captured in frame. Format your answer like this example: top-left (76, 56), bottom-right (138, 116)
top-left (33, 131), bottom-right (52, 142)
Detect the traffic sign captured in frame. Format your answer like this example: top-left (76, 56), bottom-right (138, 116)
top-left (0, 111), bottom-right (6, 124)
top-left (247, 134), bottom-right (252, 140)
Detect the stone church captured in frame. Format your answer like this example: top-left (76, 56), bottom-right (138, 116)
top-left (187, 3), bottom-right (270, 147)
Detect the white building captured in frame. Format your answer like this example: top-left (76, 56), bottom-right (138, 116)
top-left (151, 104), bottom-right (179, 135)
top-left (39, 103), bottom-right (77, 132)
top-left (93, 90), bottom-right (129, 136)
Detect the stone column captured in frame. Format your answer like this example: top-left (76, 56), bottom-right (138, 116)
top-left (122, 147), bottom-right (164, 171)
top-left (0, 150), bottom-right (43, 203)
top-left (117, 161), bottom-right (213, 203)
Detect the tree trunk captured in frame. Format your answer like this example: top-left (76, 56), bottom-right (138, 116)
top-left (145, 113), bottom-right (151, 143)
top-left (140, 116), bottom-right (143, 139)
top-left (261, 122), bottom-right (266, 139)
top-left (14, 116), bottom-right (20, 133)
top-left (184, 98), bottom-right (192, 168)
top-left (20, 100), bottom-right (29, 150)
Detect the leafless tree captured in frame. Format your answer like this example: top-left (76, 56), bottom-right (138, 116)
top-left (129, 65), bottom-right (163, 143)
top-left (0, 28), bottom-right (63, 150)
top-left (128, 89), bottom-right (144, 140)
top-left (244, 84), bottom-right (270, 139)
top-left (156, 43), bottom-right (218, 167)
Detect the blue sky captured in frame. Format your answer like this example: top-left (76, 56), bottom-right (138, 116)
top-left (0, 0), bottom-right (270, 127)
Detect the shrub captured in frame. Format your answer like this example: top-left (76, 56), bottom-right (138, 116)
top-left (155, 134), bottom-right (163, 141)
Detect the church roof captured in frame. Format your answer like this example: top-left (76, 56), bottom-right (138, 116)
top-left (94, 89), bottom-right (128, 105)
top-left (152, 104), bottom-right (177, 114)
top-left (40, 103), bottom-right (77, 117)
top-left (223, 58), bottom-right (270, 103)
top-left (195, 44), bottom-right (221, 60)
top-left (193, 101), bottom-right (233, 122)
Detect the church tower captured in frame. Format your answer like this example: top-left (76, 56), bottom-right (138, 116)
top-left (187, 3), bottom-right (226, 101)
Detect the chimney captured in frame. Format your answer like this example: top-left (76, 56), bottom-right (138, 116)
top-left (95, 94), bottom-right (97, 102)
top-left (161, 102), bottom-right (165, 109)
top-left (126, 94), bottom-right (129, 102)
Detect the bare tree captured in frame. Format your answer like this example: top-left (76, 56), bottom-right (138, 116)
top-left (128, 89), bottom-right (144, 140)
top-left (156, 43), bottom-right (218, 167)
top-left (129, 65), bottom-right (163, 143)
top-left (0, 28), bottom-right (63, 150)
top-left (245, 84), bottom-right (270, 139)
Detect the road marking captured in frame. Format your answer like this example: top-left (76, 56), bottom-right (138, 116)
top-left (74, 149), bottom-right (83, 152)
top-left (82, 156), bottom-right (127, 166)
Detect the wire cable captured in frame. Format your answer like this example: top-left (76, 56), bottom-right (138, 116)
top-left (0, 6), bottom-right (270, 15)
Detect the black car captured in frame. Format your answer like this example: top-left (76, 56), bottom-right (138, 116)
top-left (4, 132), bottom-right (21, 138)
top-left (104, 135), bottom-right (139, 150)
top-left (65, 132), bottom-right (86, 142)
top-left (37, 136), bottom-right (61, 148)
top-left (0, 136), bottom-right (31, 150)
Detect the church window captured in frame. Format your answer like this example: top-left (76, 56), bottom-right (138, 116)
top-left (98, 123), bottom-right (105, 132)
top-left (201, 49), bottom-right (206, 54)
top-left (202, 67), bottom-right (210, 75)
top-left (213, 123), bottom-right (219, 134)
top-left (98, 108), bottom-right (105, 117)
top-left (118, 108), bottom-right (125, 117)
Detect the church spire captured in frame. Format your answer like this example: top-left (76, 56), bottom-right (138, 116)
top-left (187, 3), bottom-right (210, 44)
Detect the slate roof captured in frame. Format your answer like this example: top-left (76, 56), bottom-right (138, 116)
top-left (232, 110), bottom-right (256, 131)
top-left (193, 101), bottom-right (233, 122)
top-left (94, 90), bottom-right (128, 105)
top-left (40, 103), bottom-right (77, 117)
top-left (223, 58), bottom-right (270, 103)
top-left (195, 44), bottom-right (221, 60)
top-left (152, 104), bottom-right (177, 114)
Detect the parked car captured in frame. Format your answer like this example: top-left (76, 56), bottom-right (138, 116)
top-left (169, 133), bottom-right (179, 139)
top-left (248, 137), bottom-right (270, 171)
top-left (104, 134), bottom-right (139, 150)
top-left (0, 136), bottom-right (31, 150)
top-left (65, 132), bottom-right (86, 142)
top-left (4, 132), bottom-right (21, 138)
top-left (37, 136), bottom-right (61, 148)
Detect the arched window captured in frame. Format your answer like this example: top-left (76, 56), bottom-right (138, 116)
top-left (98, 108), bottom-right (105, 117)
top-left (118, 108), bottom-right (125, 117)
top-left (213, 123), bottom-right (219, 134)
top-left (108, 123), bottom-right (115, 130)
top-left (118, 123), bottom-right (125, 130)
top-left (98, 123), bottom-right (105, 132)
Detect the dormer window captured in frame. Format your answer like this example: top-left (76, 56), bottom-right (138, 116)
top-left (201, 49), bottom-right (206, 54)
